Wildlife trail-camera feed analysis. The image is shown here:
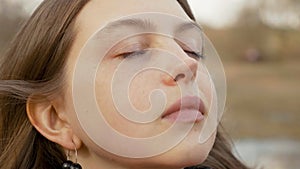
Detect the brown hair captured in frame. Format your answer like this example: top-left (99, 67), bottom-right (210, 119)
top-left (0, 0), bottom-right (250, 169)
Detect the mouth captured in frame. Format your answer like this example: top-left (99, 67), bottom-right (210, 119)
top-left (161, 95), bottom-right (206, 123)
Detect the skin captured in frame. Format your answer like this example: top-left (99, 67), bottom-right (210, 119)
top-left (26, 0), bottom-right (217, 169)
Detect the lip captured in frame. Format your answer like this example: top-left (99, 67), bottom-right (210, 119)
top-left (161, 95), bottom-right (206, 123)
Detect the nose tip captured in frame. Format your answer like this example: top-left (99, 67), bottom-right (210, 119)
top-left (162, 58), bottom-right (198, 86)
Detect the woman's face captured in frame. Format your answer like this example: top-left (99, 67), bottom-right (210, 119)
top-left (63, 0), bottom-right (216, 168)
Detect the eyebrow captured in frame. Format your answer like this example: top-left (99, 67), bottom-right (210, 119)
top-left (102, 18), bottom-right (203, 34)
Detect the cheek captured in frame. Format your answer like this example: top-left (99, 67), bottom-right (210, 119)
top-left (128, 69), bottom-right (167, 112)
top-left (197, 64), bottom-right (213, 107)
top-left (94, 62), bottom-right (171, 137)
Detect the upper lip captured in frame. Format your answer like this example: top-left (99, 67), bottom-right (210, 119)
top-left (161, 95), bottom-right (206, 118)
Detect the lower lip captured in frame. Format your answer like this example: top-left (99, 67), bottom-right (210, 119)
top-left (162, 109), bottom-right (204, 123)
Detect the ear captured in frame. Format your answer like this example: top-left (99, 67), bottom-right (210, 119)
top-left (26, 95), bottom-right (81, 150)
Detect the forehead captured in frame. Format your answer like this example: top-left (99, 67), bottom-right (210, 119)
top-left (74, 0), bottom-right (191, 44)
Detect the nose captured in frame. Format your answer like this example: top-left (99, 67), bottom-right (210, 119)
top-left (162, 55), bottom-right (198, 86)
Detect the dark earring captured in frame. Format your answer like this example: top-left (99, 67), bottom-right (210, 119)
top-left (62, 141), bottom-right (82, 169)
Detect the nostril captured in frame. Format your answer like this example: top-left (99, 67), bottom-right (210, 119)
top-left (174, 73), bottom-right (185, 82)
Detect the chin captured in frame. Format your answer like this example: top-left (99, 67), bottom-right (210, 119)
top-left (109, 129), bottom-right (216, 169)
top-left (121, 139), bottom-right (212, 169)
top-left (145, 134), bottom-right (215, 169)
top-left (171, 145), bottom-right (210, 168)
top-left (180, 153), bottom-right (208, 168)
top-left (178, 132), bottom-right (216, 167)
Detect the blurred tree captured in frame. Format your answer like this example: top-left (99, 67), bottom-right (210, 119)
top-left (235, 0), bottom-right (300, 30)
top-left (228, 0), bottom-right (300, 61)
top-left (260, 0), bottom-right (300, 30)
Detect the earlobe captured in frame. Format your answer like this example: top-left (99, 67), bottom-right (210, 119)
top-left (26, 96), bottom-right (81, 150)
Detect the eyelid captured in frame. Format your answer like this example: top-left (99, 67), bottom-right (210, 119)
top-left (184, 50), bottom-right (204, 60)
top-left (174, 39), bottom-right (203, 60)
top-left (180, 44), bottom-right (203, 60)
top-left (110, 35), bottom-right (149, 55)
top-left (111, 42), bottom-right (147, 57)
top-left (120, 50), bottom-right (148, 58)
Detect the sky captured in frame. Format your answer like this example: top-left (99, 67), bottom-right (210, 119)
top-left (188, 0), bottom-right (247, 28)
top-left (21, 0), bottom-right (42, 14)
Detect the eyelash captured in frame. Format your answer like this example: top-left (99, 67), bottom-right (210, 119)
top-left (184, 50), bottom-right (204, 60)
top-left (120, 50), bottom-right (147, 58)
top-left (119, 49), bottom-right (204, 60)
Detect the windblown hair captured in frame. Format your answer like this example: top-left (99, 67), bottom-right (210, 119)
top-left (0, 0), bottom-right (250, 169)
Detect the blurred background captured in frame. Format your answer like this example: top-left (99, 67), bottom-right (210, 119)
top-left (189, 0), bottom-right (300, 168)
top-left (0, 0), bottom-right (299, 168)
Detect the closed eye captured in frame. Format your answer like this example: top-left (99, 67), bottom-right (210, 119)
top-left (119, 50), bottom-right (147, 58)
top-left (184, 50), bottom-right (204, 60)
